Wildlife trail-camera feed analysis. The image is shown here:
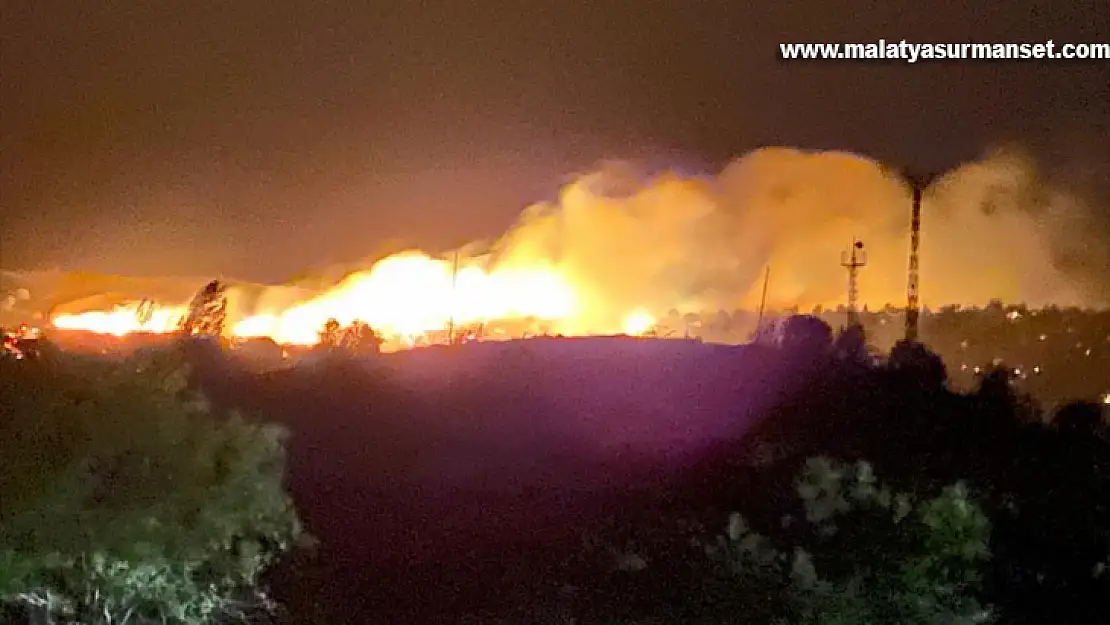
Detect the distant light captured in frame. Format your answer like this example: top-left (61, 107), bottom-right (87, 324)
top-left (1033, 366), bottom-right (1041, 374)
top-left (1039, 334), bottom-right (1047, 341)
top-left (1013, 368), bottom-right (1022, 377)
top-left (1086, 348), bottom-right (1092, 356)
top-left (960, 364), bottom-right (968, 371)
top-left (973, 366), bottom-right (981, 374)
top-left (1103, 393), bottom-right (1110, 406)
top-left (1006, 310), bottom-right (1021, 320)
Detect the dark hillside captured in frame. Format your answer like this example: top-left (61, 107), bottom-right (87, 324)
top-left (183, 335), bottom-right (1109, 624)
top-left (199, 338), bottom-right (800, 623)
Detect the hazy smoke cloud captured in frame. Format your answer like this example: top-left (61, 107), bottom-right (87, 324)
top-left (13, 145), bottom-right (1109, 329)
top-left (486, 146), bottom-right (1109, 323)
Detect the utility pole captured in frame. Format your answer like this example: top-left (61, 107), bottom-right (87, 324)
top-left (840, 239), bottom-right (866, 327)
top-left (447, 250), bottom-right (460, 345)
top-left (756, 265), bottom-right (771, 329)
top-left (901, 171), bottom-right (937, 343)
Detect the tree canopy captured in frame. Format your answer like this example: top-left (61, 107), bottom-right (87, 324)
top-left (179, 281), bottom-right (227, 338)
top-left (0, 345), bottom-right (304, 624)
top-left (318, 318), bottom-right (383, 354)
top-left (708, 458), bottom-right (993, 625)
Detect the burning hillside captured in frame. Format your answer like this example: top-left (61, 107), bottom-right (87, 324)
top-left (16, 146), bottom-right (1110, 349)
top-left (44, 254), bottom-right (651, 350)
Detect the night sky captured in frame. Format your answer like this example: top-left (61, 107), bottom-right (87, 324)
top-left (2, 0), bottom-right (1108, 282)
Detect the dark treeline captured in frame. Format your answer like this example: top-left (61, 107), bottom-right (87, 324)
top-left (656, 303), bottom-right (1110, 403)
top-left (688, 333), bottom-right (1110, 625)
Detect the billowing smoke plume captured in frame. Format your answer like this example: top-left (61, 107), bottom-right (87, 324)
top-left (486, 146), bottom-right (1109, 326)
top-left (20, 145), bottom-right (1110, 340)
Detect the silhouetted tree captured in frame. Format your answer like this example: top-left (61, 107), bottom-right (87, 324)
top-left (315, 319), bottom-right (383, 355)
top-left (179, 280), bottom-right (227, 337)
top-left (832, 323), bottom-right (868, 364)
top-left (976, 364), bottom-right (1013, 401)
top-left (340, 320), bottom-right (383, 354)
top-left (887, 339), bottom-right (947, 390)
top-left (136, 298), bottom-right (154, 327)
top-left (779, 314), bottom-right (833, 356)
top-left (319, 318), bottom-right (342, 348)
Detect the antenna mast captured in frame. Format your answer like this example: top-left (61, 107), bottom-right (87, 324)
top-left (840, 239), bottom-right (866, 327)
top-left (902, 172), bottom-right (936, 343)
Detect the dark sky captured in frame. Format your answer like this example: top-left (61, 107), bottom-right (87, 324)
top-left (2, 0), bottom-right (1108, 282)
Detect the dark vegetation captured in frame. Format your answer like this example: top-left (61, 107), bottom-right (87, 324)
top-left (318, 318), bottom-right (383, 354)
top-left (200, 318), bottom-right (1107, 624)
top-left (3, 313), bottom-right (1109, 624)
top-left (0, 344), bottom-right (303, 624)
top-left (664, 303), bottom-right (1110, 402)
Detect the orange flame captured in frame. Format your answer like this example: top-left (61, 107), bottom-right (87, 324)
top-left (52, 302), bottom-right (187, 337)
top-left (231, 252), bottom-right (583, 345)
top-left (49, 251), bottom-right (657, 346)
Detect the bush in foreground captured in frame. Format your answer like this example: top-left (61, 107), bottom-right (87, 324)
top-left (0, 346), bottom-right (304, 624)
top-left (518, 457), bottom-right (995, 625)
top-left (707, 458), bottom-right (993, 625)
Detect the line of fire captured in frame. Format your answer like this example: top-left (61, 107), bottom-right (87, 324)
top-left (3, 178), bottom-right (1109, 410)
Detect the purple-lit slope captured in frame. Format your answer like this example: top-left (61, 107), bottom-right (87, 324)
top-left (239, 337), bottom-right (796, 622)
